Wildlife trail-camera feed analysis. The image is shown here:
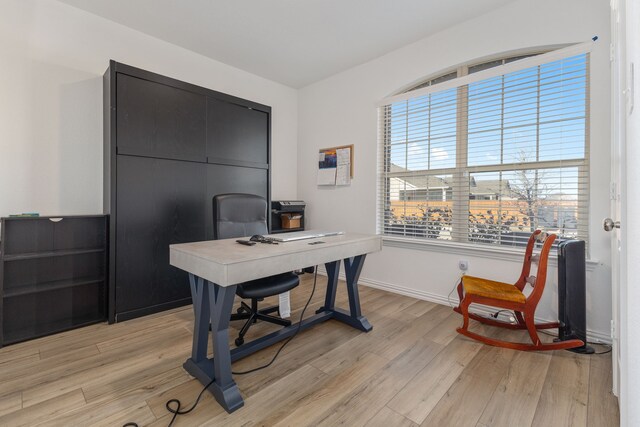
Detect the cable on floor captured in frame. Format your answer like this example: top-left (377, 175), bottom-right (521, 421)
top-left (231, 267), bottom-right (317, 375)
top-left (536, 328), bottom-right (612, 354)
top-left (446, 274), bottom-right (463, 308)
top-left (124, 266), bottom-right (319, 427)
top-left (491, 310), bottom-right (613, 355)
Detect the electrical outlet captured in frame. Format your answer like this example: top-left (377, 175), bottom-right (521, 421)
top-left (458, 260), bottom-right (469, 271)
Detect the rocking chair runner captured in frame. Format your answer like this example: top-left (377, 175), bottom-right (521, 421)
top-left (454, 230), bottom-right (584, 351)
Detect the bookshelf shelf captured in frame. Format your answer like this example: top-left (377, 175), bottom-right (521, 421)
top-left (0, 216), bottom-right (108, 347)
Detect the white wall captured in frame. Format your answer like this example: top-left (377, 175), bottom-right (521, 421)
top-left (298, 0), bottom-right (613, 339)
top-left (0, 0), bottom-right (298, 218)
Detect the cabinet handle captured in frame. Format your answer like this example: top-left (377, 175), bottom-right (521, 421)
top-left (49, 218), bottom-right (63, 223)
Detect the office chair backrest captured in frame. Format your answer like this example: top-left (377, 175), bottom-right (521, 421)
top-left (213, 193), bottom-right (268, 239)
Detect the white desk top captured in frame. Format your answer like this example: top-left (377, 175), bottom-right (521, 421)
top-left (170, 233), bottom-right (381, 286)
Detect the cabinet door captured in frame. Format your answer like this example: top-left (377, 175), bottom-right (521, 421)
top-left (117, 74), bottom-right (206, 162)
top-left (115, 156), bottom-right (206, 317)
top-left (207, 98), bottom-right (269, 166)
top-left (204, 164), bottom-right (269, 240)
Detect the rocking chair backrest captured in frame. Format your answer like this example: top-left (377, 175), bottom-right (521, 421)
top-left (516, 230), bottom-right (557, 307)
top-left (516, 231), bottom-right (541, 291)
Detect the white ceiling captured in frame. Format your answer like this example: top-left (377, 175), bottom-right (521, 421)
top-left (58, 0), bottom-right (516, 88)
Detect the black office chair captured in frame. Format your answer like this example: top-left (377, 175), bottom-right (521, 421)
top-left (213, 193), bottom-right (300, 346)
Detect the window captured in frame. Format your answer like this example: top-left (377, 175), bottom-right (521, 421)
top-left (378, 45), bottom-right (590, 249)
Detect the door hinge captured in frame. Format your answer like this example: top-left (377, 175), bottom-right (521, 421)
top-left (628, 62), bottom-right (635, 115)
top-left (610, 182), bottom-right (617, 200)
top-left (610, 43), bottom-right (615, 62)
top-left (611, 319), bottom-right (616, 339)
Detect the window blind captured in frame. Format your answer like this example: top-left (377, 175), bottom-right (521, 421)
top-left (378, 43), bottom-right (591, 249)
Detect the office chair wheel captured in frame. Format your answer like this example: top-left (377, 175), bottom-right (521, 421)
top-left (235, 337), bottom-right (244, 347)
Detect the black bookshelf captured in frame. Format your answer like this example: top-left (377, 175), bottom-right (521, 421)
top-left (0, 216), bottom-right (108, 347)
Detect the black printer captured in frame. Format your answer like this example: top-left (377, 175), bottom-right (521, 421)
top-left (270, 201), bottom-right (306, 233)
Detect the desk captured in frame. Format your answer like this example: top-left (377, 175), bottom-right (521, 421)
top-left (169, 233), bottom-right (381, 413)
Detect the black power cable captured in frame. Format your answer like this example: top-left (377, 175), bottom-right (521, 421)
top-left (124, 267), bottom-right (319, 427)
top-left (536, 328), bottom-right (612, 354)
top-left (231, 267), bottom-right (318, 376)
top-left (491, 309), bottom-right (613, 355)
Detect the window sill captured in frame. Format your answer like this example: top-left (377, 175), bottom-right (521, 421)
top-left (381, 236), bottom-right (599, 272)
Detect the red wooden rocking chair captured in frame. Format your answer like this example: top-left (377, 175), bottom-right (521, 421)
top-left (454, 230), bottom-right (584, 351)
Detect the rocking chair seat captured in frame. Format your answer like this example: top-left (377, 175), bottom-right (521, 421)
top-left (462, 275), bottom-right (526, 304)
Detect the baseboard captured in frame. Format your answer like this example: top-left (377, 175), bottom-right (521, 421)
top-left (114, 297), bottom-right (192, 323)
top-left (315, 267), bottom-right (612, 345)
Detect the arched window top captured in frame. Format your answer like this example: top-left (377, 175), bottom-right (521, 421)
top-left (403, 51), bottom-right (549, 94)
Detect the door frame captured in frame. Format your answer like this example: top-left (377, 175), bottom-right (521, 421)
top-left (610, 0), bottom-right (626, 399)
top-left (621, 1), bottom-right (640, 425)
top-left (611, 1), bottom-right (639, 425)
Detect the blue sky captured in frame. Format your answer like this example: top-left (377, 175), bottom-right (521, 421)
top-left (386, 53), bottom-right (587, 199)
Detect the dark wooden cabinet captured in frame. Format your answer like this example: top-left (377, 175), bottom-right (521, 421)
top-left (0, 216), bottom-right (108, 347)
top-left (207, 98), bottom-right (269, 167)
top-left (117, 74), bottom-right (207, 162)
top-left (105, 61), bottom-right (271, 322)
top-left (115, 156), bottom-right (207, 316)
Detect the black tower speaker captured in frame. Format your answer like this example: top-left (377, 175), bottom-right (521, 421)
top-left (557, 240), bottom-right (594, 354)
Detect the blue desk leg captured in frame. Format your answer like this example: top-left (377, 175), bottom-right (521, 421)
top-left (317, 255), bottom-right (372, 332)
top-left (322, 260), bottom-right (340, 311)
top-left (189, 274), bottom-right (209, 363)
top-left (183, 274), bottom-right (243, 413)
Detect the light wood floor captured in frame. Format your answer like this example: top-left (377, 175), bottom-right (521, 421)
top-left (0, 275), bottom-right (619, 426)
